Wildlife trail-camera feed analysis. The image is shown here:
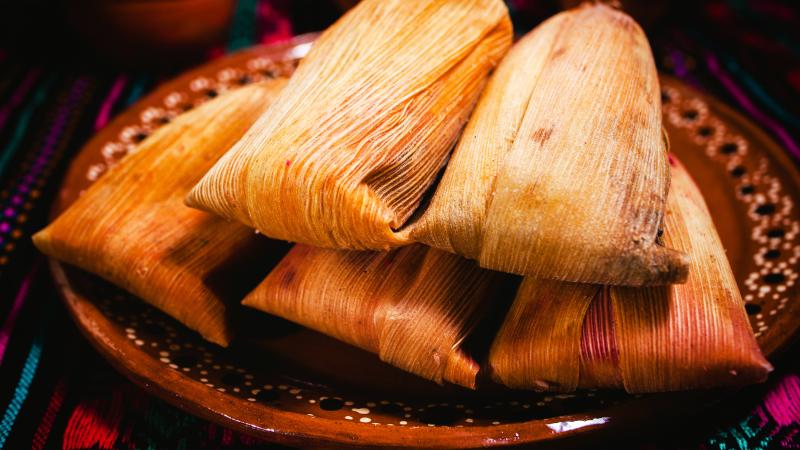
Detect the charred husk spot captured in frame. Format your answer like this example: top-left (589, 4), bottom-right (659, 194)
top-left (530, 127), bottom-right (553, 145)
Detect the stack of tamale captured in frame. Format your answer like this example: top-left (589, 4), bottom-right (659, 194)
top-left (34, 0), bottom-right (771, 393)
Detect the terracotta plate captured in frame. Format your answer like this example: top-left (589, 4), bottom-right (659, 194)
top-left (47, 35), bottom-right (800, 448)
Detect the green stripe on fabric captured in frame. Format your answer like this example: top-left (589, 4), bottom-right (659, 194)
top-left (0, 75), bottom-right (58, 180)
top-left (0, 296), bottom-right (53, 449)
top-left (722, 55), bottom-right (800, 130)
top-left (686, 29), bottom-right (800, 133)
top-left (728, 0), bottom-right (800, 58)
top-left (125, 76), bottom-right (151, 106)
top-left (227, 0), bottom-right (259, 52)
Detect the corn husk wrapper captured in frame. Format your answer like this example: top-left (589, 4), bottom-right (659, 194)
top-left (242, 244), bottom-right (502, 388)
top-left (488, 158), bottom-right (772, 393)
top-left (33, 82), bottom-right (287, 346)
top-left (187, 0), bottom-right (512, 250)
top-left (409, 3), bottom-right (688, 286)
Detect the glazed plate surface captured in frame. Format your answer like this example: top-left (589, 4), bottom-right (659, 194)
top-left (48, 35), bottom-right (800, 448)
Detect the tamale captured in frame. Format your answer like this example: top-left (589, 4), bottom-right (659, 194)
top-left (488, 158), bottom-right (772, 393)
top-left (33, 82), bottom-right (288, 346)
top-left (242, 244), bottom-right (502, 388)
top-left (409, 3), bottom-right (688, 286)
top-left (187, 0), bottom-right (512, 250)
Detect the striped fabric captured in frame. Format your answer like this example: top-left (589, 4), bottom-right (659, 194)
top-left (0, 1), bottom-right (796, 449)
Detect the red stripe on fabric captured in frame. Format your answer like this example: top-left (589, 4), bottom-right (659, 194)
top-left (63, 390), bottom-right (126, 450)
top-left (257, 0), bottom-right (293, 44)
top-left (238, 433), bottom-right (261, 446)
top-left (30, 378), bottom-right (66, 450)
top-left (221, 427), bottom-right (234, 445)
top-left (94, 75), bottom-right (127, 131)
top-left (116, 386), bottom-right (149, 449)
top-left (0, 265), bottom-right (38, 366)
top-left (208, 47), bottom-right (226, 60)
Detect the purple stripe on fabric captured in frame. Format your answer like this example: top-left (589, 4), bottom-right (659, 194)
top-left (667, 49), bottom-right (703, 88)
top-left (705, 53), bottom-right (800, 160)
top-left (670, 49), bottom-right (691, 79)
top-left (0, 69), bottom-right (41, 131)
top-left (30, 378), bottom-right (66, 450)
top-left (0, 77), bottom-right (90, 238)
top-left (0, 265), bottom-right (37, 366)
top-left (94, 75), bottom-right (127, 131)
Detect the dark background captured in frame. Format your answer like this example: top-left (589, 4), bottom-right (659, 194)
top-left (0, 1), bottom-right (797, 449)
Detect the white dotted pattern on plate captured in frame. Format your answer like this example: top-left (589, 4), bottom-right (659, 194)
top-left (94, 288), bottom-right (630, 427)
top-left (662, 85), bottom-right (798, 338)
top-left (80, 53), bottom-right (795, 426)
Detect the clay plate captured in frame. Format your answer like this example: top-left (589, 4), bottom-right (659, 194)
top-left (47, 35), bottom-right (800, 448)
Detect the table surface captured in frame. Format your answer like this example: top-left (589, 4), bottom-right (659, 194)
top-left (0, 1), bottom-right (798, 449)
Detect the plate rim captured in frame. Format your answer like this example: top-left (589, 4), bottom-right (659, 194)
top-left (50, 258), bottom-right (733, 448)
top-left (43, 37), bottom-right (800, 448)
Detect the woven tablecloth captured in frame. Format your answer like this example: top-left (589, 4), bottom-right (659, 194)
top-left (0, 1), bottom-right (797, 448)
